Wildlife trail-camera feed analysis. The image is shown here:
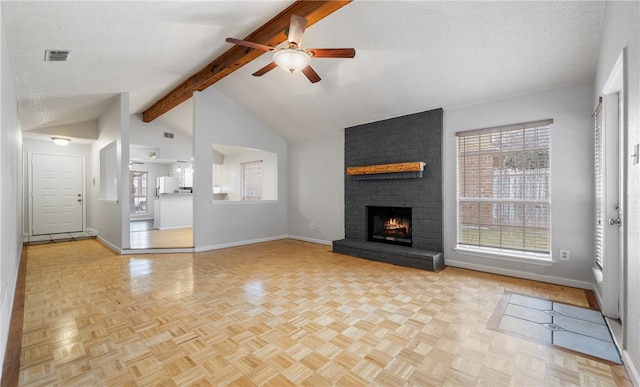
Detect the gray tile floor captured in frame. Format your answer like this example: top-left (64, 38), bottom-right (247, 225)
top-left (23, 230), bottom-right (97, 246)
top-left (496, 293), bottom-right (621, 363)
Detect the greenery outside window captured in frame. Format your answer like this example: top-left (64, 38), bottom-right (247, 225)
top-left (456, 119), bottom-right (552, 260)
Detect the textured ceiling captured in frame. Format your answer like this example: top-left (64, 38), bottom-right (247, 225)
top-left (2, 1), bottom-right (605, 142)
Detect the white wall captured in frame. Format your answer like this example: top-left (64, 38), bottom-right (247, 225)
top-left (594, 1), bottom-right (640, 384)
top-left (0, 7), bottom-right (23, 372)
top-left (22, 139), bottom-right (92, 235)
top-left (444, 82), bottom-right (595, 287)
top-left (129, 114), bottom-right (192, 162)
top-left (192, 88), bottom-right (287, 250)
top-left (288, 130), bottom-right (345, 245)
top-left (88, 93), bottom-right (130, 251)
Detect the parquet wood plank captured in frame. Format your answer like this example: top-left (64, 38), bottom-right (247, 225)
top-left (9, 239), bottom-right (631, 386)
top-left (129, 227), bottom-right (193, 249)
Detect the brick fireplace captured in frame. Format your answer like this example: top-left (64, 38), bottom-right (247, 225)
top-left (333, 108), bottom-right (444, 271)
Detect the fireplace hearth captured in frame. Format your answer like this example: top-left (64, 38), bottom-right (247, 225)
top-left (368, 206), bottom-right (412, 246)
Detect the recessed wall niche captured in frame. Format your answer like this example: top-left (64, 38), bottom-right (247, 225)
top-left (211, 144), bottom-right (278, 202)
top-left (99, 141), bottom-right (118, 202)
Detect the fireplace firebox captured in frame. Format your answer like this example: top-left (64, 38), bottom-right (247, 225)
top-left (367, 206), bottom-right (412, 247)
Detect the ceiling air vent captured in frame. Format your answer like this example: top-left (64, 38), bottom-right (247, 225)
top-left (164, 132), bottom-right (174, 139)
top-left (44, 50), bottom-right (71, 62)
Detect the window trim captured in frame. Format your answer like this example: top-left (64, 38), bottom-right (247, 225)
top-left (455, 119), bottom-right (553, 262)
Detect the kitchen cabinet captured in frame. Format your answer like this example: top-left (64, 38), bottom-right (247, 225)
top-left (153, 194), bottom-right (193, 230)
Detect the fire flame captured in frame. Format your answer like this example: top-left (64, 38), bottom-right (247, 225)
top-left (384, 217), bottom-right (408, 231)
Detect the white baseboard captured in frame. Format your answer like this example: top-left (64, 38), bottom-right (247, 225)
top-left (622, 350), bottom-right (640, 387)
top-left (287, 235), bottom-right (333, 246)
top-left (121, 248), bottom-right (194, 255)
top-left (155, 226), bottom-right (192, 231)
top-left (194, 235), bottom-right (289, 253)
top-left (96, 236), bottom-right (122, 255)
top-left (445, 259), bottom-right (593, 290)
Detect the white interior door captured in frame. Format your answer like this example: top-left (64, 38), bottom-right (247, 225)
top-left (597, 51), bottom-right (625, 322)
top-left (31, 153), bottom-right (84, 235)
top-left (600, 92), bottom-right (622, 320)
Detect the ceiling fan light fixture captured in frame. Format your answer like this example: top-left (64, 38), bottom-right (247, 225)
top-left (273, 49), bottom-right (310, 73)
top-left (51, 137), bottom-right (70, 146)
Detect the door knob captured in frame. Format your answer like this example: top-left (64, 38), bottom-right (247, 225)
top-left (608, 218), bottom-right (621, 226)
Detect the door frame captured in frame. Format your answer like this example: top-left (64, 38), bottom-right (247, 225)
top-left (599, 50), bottom-right (626, 323)
top-left (28, 151), bottom-right (87, 236)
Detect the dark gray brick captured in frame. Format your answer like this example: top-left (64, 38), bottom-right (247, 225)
top-left (336, 108), bottom-right (444, 270)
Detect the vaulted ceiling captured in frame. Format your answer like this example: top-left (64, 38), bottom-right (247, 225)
top-left (2, 1), bottom-right (605, 142)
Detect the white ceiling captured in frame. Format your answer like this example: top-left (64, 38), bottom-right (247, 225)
top-left (2, 1), bottom-right (605, 143)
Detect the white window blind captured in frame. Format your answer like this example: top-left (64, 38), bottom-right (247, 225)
top-left (594, 99), bottom-right (604, 269)
top-left (241, 160), bottom-right (263, 201)
top-left (456, 120), bottom-right (552, 255)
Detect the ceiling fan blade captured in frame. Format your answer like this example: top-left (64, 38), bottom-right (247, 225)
top-left (305, 48), bottom-right (356, 58)
top-left (225, 38), bottom-right (274, 52)
top-left (301, 65), bottom-right (321, 83)
top-left (252, 62), bottom-right (278, 77)
top-left (287, 15), bottom-right (307, 48)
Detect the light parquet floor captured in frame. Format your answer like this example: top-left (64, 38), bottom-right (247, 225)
top-left (17, 239), bottom-right (631, 386)
top-left (129, 227), bottom-right (193, 249)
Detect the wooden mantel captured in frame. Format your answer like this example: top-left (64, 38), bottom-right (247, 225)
top-left (347, 162), bottom-right (426, 176)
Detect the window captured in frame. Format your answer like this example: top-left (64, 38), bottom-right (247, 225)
top-left (456, 119), bottom-right (552, 258)
top-left (241, 161), bottom-right (263, 201)
top-left (129, 171), bottom-right (148, 215)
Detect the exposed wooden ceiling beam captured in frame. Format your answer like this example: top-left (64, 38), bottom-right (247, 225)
top-left (143, 0), bottom-right (352, 123)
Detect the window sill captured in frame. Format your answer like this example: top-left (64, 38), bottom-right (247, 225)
top-left (454, 245), bottom-right (554, 266)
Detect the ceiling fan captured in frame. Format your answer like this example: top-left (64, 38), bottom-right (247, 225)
top-left (226, 14), bottom-right (355, 83)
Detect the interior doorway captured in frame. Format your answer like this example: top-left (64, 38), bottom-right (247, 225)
top-left (127, 162), bottom-right (193, 249)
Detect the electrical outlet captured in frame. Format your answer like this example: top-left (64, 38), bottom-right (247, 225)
top-left (308, 223), bottom-right (315, 230)
top-left (559, 249), bottom-right (570, 261)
